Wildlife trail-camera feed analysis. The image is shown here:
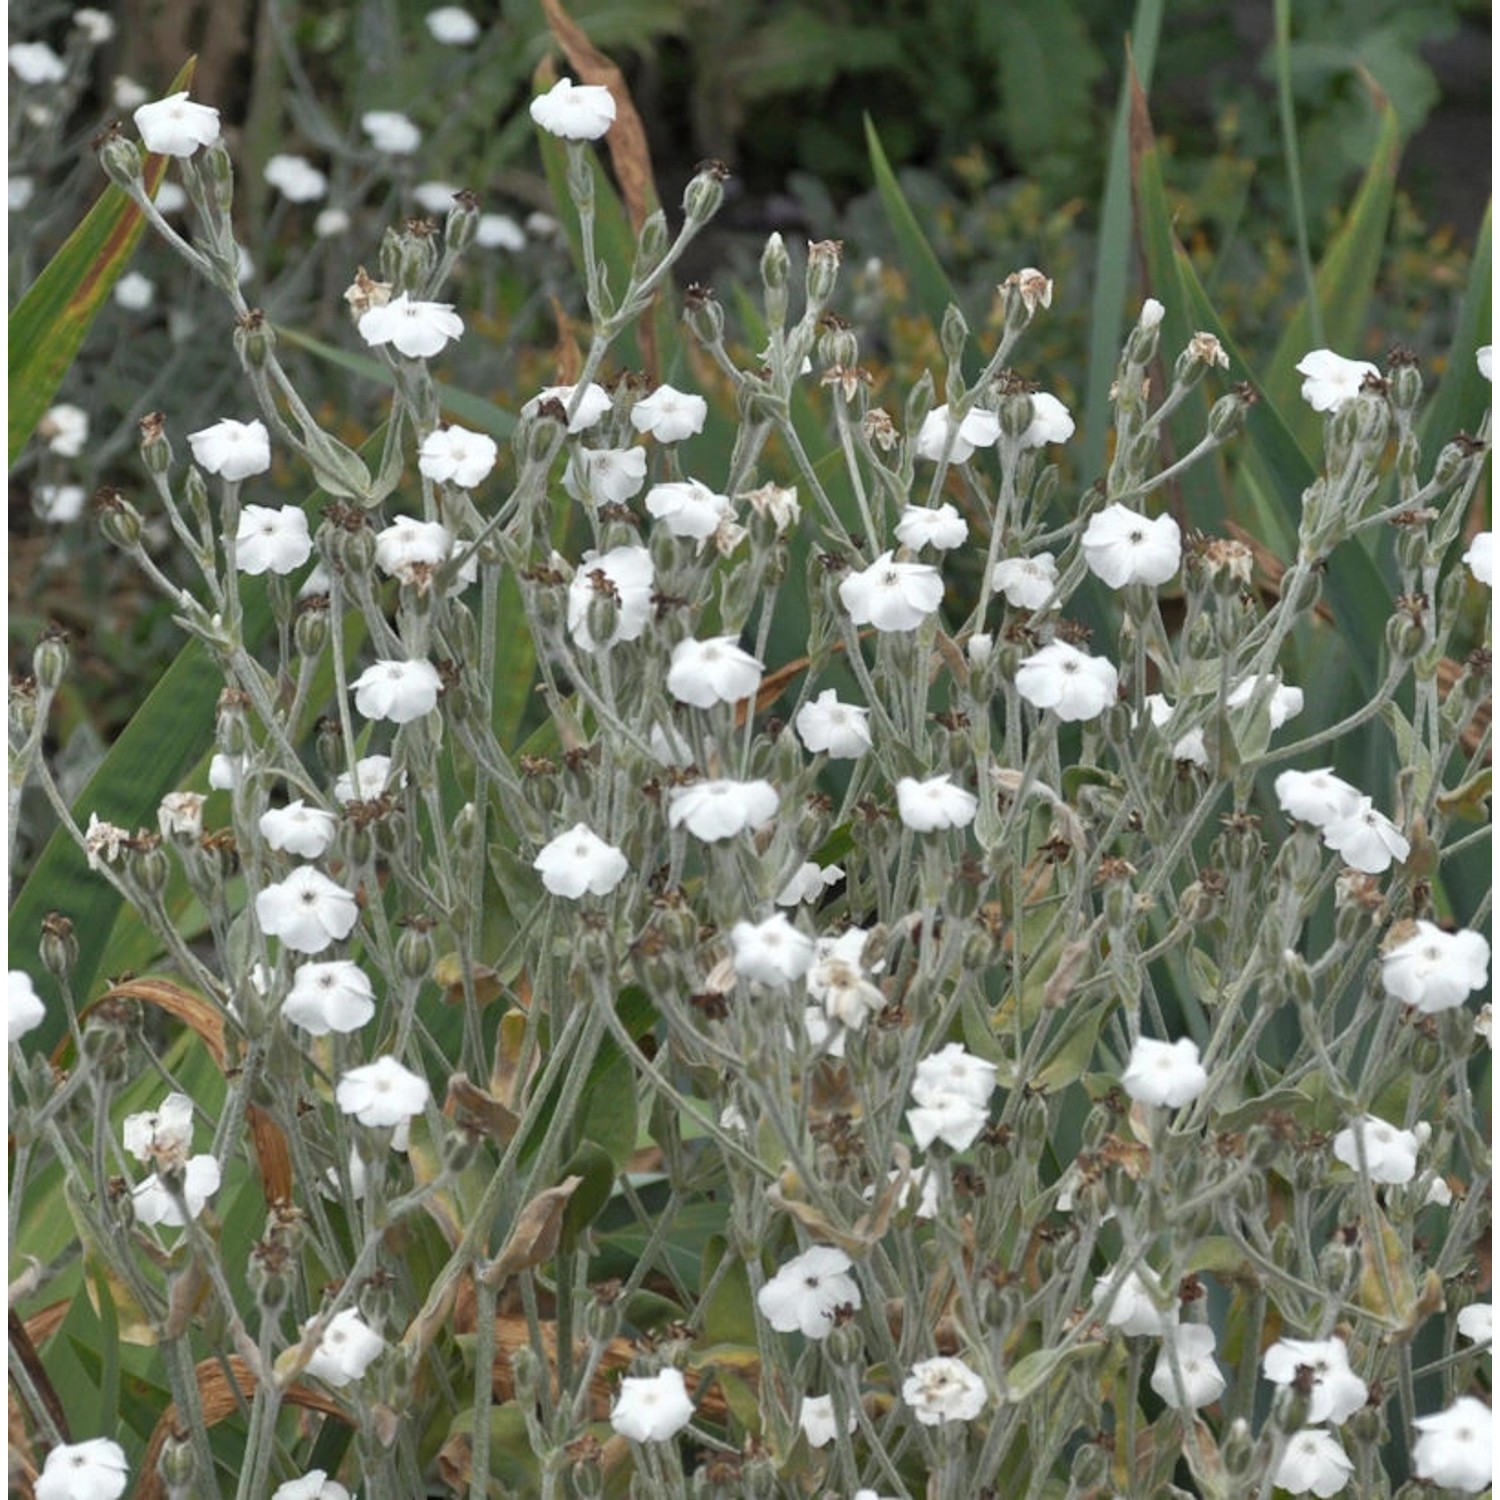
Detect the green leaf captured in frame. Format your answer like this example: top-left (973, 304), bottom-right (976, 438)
top-left (558, 1141), bottom-right (617, 1251)
top-left (699, 1235), bottom-right (759, 1348)
top-left (8, 57), bottom-right (196, 465)
top-left (1419, 202), bottom-right (1492, 457)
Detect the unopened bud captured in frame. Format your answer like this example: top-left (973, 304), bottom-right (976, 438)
top-left (157, 1434), bottom-right (196, 1492)
top-left (1221, 1418), bottom-right (1253, 1477)
top-left (40, 913), bottom-right (78, 980)
top-left (1208, 388), bottom-right (1251, 442)
top-left (32, 628), bottom-right (70, 692)
top-left (98, 134), bottom-right (145, 190)
top-left (233, 309), bottom-right (274, 369)
top-left (130, 840), bottom-right (170, 896)
top-left (632, 209), bottom-right (669, 281)
top-left (999, 393), bottom-right (1034, 442)
top-left (445, 189), bottom-right (480, 256)
top-left (682, 162), bottom-right (726, 225)
top-left (294, 600), bottom-right (329, 658)
top-left (396, 920), bottom-right (434, 981)
top-left (1387, 353), bottom-right (1422, 412)
top-left (204, 140), bottom-right (234, 206)
top-left (683, 284), bottom-right (724, 347)
top-left (805, 239), bottom-right (842, 309)
top-left (138, 411), bottom-right (172, 474)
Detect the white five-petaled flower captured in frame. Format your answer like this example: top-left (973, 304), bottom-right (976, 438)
top-left (413, 180), bottom-right (460, 215)
top-left (756, 1246), bottom-right (861, 1338)
top-left (667, 780), bottom-right (779, 842)
top-left (902, 1356), bottom-right (988, 1425)
top-left (188, 418), bottom-right (271, 481)
top-left (730, 913), bottom-right (815, 986)
top-left (799, 1394), bottom-right (856, 1448)
top-left (1295, 349), bottom-right (1380, 413)
top-left (1332, 1114), bottom-right (1420, 1184)
top-left (631, 383), bottom-right (708, 442)
top-left (361, 110), bottom-right (421, 154)
top-left (334, 755), bottom-right (402, 804)
top-left (115, 271), bottom-right (155, 310)
top-left (476, 213), bottom-right (525, 250)
top-left (1273, 1429), bottom-right (1354, 1497)
top-left (284, 961), bottom-right (376, 1036)
top-left (529, 77), bottom-right (617, 140)
top-left (645, 480), bottom-right (732, 540)
top-left (913, 1043), bottom-right (997, 1107)
top-left (566, 544), bottom-right (655, 650)
top-left (667, 635), bottom-right (764, 708)
top-left (1463, 530), bottom-right (1492, 586)
top-left (895, 503), bottom-right (969, 551)
top-left (34, 1437), bottom-right (129, 1500)
top-left (839, 551), bottom-right (944, 631)
top-left (133, 1154), bottom-right (222, 1227)
top-left (1273, 767), bottom-right (1362, 829)
top-left (794, 690), bottom-right (872, 759)
top-left (235, 505), bottom-right (312, 575)
top-left (336, 1055), bottom-right (430, 1128)
top-left (271, 1471), bottom-right (352, 1500)
top-left (123, 1092), bottom-right (194, 1168)
top-left (10, 42), bottom-right (68, 86)
top-left (1262, 1336), bottom-right (1368, 1425)
top-left (1321, 797), bottom-right (1409, 874)
top-left (304, 1307), bottom-right (386, 1386)
top-left (564, 446), bottom-right (648, 507)
top-left (1150, 1323), bottom-right (1226, 1409)
top-left (906, 1091), bottom-right (988, 1151)
top-left (358, 292), bottom-right (464, 359)
top-left (991, 552), bottom-right (1058, 609)
top-left (1412, 1397), bottom-right (1492, 1493)
top-left (1081, 503), bottom-right (1182, 588)
top-left (35, 484), bottom-right (86, 523)
top-left (1226, 673), bottom-right (1304, 729)
top-left (133, 92), bottom-right (221, 156)
top-left (1382, 921), bottom-right (1490, 1013)
top-left (255, 866), bottom-right (359, 954)
top-left (351, 658), bottom-right (443, 724)
top-left (264, 154), bottom-right (329, 203)
top-left (260, 800), bottom-right (338, 859)
top-left (418, 425), bottom-right (498, 489)
top-left (1019, 391), bottom-right (1076, 449)
top-left (1092, 1268), bottom-right (1176, 1337)
top-left (9, 971), bottom-right (46, 1043)
top-left (896, 774), bottom-right (978, 832)
top-left (806, 929), bottom-right (883, 1029)
top-left (374, 515), bottom-right (454, 577)
top-left (532, 824), bottom-right (629, 899)
top-left (1121, 1035), bottom-right (1208, 1108)
top-left (1015, 640), bottom-right (1118, 722)
top-left (524, 381), bottom-right (611, 433)
top-left (609, 1367), bottom-right (694, 1442)
top-left (1457, 1303), bottom-right (1491, 1345)
top-left (914, 403), bottom-right (1001, 464)
top-left (426, 5), bottom-right (480, 44)
top-left (40, 402), bottom-right (89, 456)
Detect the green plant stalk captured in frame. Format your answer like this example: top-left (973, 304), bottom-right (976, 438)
top-left (1273, 0), bottom-right (1323, 351)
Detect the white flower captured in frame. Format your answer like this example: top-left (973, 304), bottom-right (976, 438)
top-left (731, 913), bottom-right (815, 985)
top-left (1262, 1336), bottom-right (1367, 1425)
top-left (425, 5), bottom-right (480, 43)
top-left (333, 755), bottom-right (402, 804)
top-left (34, 1438), bottom-right (129, 1500)
top-left (375, 515), bottom-right (453, 576)
top-left (532, 824), bottom-right (629, 899)
top-left (1296, 349), bottom-right (1380, 413)
top-left (1412, 1397), bottom-right (1492, 1493)
top-left (304, 1307), bottom-right (385, 1386)
top-left (413, 180), bottom-right (459, 215)
top-left (271, 1472), bottom-right (351, 1500)
top-left (188, 418), bottom-right (271, 481)
top-left (1019, 391), bottom-right (1075, 449)
top-left (1226, 674), bottom-right (1304, 729)
top-left (155, 180), bottom-right (188, 214)
top-left (1150, 1323), bottom-right (1226, 1409)
top-left (9, 176), bottom-right (34, 212)
top-left (123, 1092), bottom-right (194, 1168)
top-left (153, 791), bottom-right (203, 842)
top-left (1138, 297), bottom-right (1165, 331)
top-left (645, 480), bottom-right (731, 540)
top-left (10, 42), bottom-right (68, 85)
top-left (743, 482), bottom-right (801, 534)
top-left (256, 866), bottom-right (359, 954)
top-left (336, 1055), bottom-right (430, 1128)
top-left (133, 1154), bottom-right (221, 1226)
top-left (895, 503), bottom-right (968, 551)
top-left (799, 1394), bottom-right (855, 1448)
top-left (1321, 797), bottom-right (1409, 874)
top-left (9, 971), bottom-right (46, 1042)
top-left (1383, 921), bottom-right (1491, 1012)
top-left (1479, 345), bottom-right (1493, 382)
top-left (260, 800), bottom-right (337, 859)
top-left (1457, 1303), bottom-right (1491, 1345)
top-left (1273, 767), bottom-right (1362, 829)
top-left (361, 110), bottom-right (421, 154)
top-left (524, 381), bottom-right (611, 433)
top-left (358, 293), bottom-right (464, 359)
top-left (1273, 1430), bottom-right (1353, 1497)
top-left (41, 402), bottom-right (89, 457)
top-left (1081, 504), bottom-right (1182, 588)
top-left (529, 77), bottom-right (617, 141)
top-left (1463, 530), bottom-right (1492, 586)
top-left (314, 207), bottom-right (351, 238)
top-left (35, 484), bottom-right (86, 523)
top-left (1121, 1035), bottom-right (1207, 1108)
top-left (1332, 1114), bottom-right (1419, 1184)
top-left (839, 551), bottom-right (944, 631)
top-left (208, 753), bottom-right (246, 791)
top-left (806, 931), bottom-right (884, 1028)
top-left (84, 812), bottom-right (129, 870)
top-left (631, 384), bottom-right (708, 442)
top-left (756, 1246), bottom-right (861, 1338)
top-left (914, 403), bottom-right (1001, 463)
top-left (896, 774), bottom-right (978, 832)
top-left (667, 636), bottom-right (764, 708)
top-left (777, 862), bottom-right (843, 905)
top-left (902, 1356), bottom-right (988, 1425)
top-left (564, 446), bottom-right (648, 507)
top-left (906, 1092), bottom-right (988, 1152)
top-left (610, 1367), bottom-right (694, 1442)
top-left (668, 780), bottom-right (779, 842)
top-left (133, 92), bottom-right (221, 157)
top-left (1015, 641), bottom-right (1118, 722)
top-left (1092, 1268), bottom-right (1175, 1336)
top-left (794, 690), bottom-right (872, 758)
top-left (991, 552), bottom-right (1058, 609)
top-left (802, 1005), bottom-right (846, 1057)
top-left (114, 271), bottom-right (155, 310)
top-left (567, 544), bottom-right (655, 650)
top-left (351, 658), bottom-right (442, 724)
top-left (265, 154), bottom-right (329, 203)
top-left (913, 1043), bottom-right (997, 1108)
top-left (477, 213), bottom-right (525, 250)
top-left (235, 505), bottom-right (312, 576)
top-left (284, 961), bottom-right (376, 1036)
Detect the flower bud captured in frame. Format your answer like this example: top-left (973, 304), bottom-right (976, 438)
top-left (130, 840), bottom-right (170, 896)
top-left (1272, 1376), bottom-right (1312, 1435)
top-left (824, 1317), bottom-right (864, 1367)
top-left (760, 232), bottom-right (789, 329)
top-left (1070, 1442), bottom-right (1111, 1490)
top-left (215, 689), bottom-right (252, 756)
top-left (294, 600), bottom-right (329, 658)
top-left (805, 238), bottom-right (842, 310)
top-left (632, 209), bottom-right (669, 281)
top-left (98, 134), bottom-right (145, 190)
top-left (40, 912), bottom-right (78, 980)
top-left (999, 393), bottom-right (1034, 442)
top-left (1221, 1418), bottom-right (1253, 1477)
top-left (233, 310), bottom-right (275, 369)
top-left (138, 411), bottom-right (172, 474)
top-left (1208, 389), bottom-right (1250, 442)
top-left (204, 139), bottom-right (235, 208)
top-left (682, 162), bottom-right (726, 225)
top-left (818, 319), bottom-right (858, 370)
top-left (1184, 612), bottom-right (1214, 659)
top-left (1353, 390), bottom-right (1390, 453)
top-left (32, 628), bottom-right (70, 692)
top-left (1318, 1238), bottom-right (1357, 1295)
top-left (1387, 357), bottom-right (1422, 413)
top-left (940, 302), bottom-right (969, 369)
top-left (683, 284), bottom-right (724, 347)
top-left (396, 920), bottom-right (434, 981)
top-left (157, 1434), bottom-right (196, 1493)
top-left (445, 189), bottom-right (480, 257)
